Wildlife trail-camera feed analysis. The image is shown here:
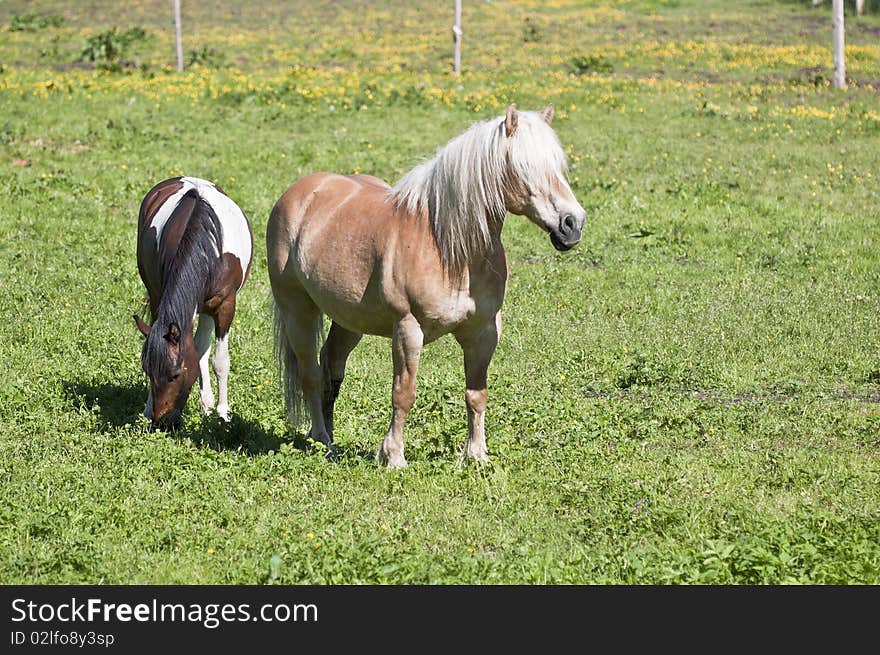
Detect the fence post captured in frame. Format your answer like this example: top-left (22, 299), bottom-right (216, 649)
top-left (173, 0), bottom-right (184, 71)
top-left (453, 0), bottom-right (462, 75)
top-left (832, 0), bottom-right (846, 89)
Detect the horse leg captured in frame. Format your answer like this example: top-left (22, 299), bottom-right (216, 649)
top-left (319, 321), bottom-right (362, 438)
top-left (378, 315), bottom-right (423, 469)
top-left (455, 312), bottom-right (501, 463)
top-left (277, 292), bottom-right (333, 453)
top-left (194, 313), bottom-right (215, 415)
top-left (143, 297), bottom-right (160, 419)
top-left (211, 296), bottom-right (236, 422)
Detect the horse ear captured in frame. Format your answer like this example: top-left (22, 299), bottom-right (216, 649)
top-left (540, 104), bottom-right (554, 125)
top-left (165, 322), bottom-right (181, 346)
top-left (504, 104), bottom-right (518, 137)
top-left (133, 314), bottom-right (150, 337)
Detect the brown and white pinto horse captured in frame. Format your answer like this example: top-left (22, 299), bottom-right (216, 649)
top-left (134, 176), bottom-right (253, 430)
top-left (268, 104), bottom-right (586, 467)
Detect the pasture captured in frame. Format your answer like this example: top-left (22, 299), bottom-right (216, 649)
top-left (1, 0), bottom-right (879, 583)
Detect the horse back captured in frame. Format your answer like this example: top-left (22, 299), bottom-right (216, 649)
top-left (268, 172), bottom-right (409, 279)
top-left (137, 177), bottom-right (252, 316)
top-left (269, 172), bottom-right (482, 338)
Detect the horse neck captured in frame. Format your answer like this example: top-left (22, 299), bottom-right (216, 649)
top-left (154, 250), bottom-right (209, 338)
top-left (154, 199), bottom-right (223, 333)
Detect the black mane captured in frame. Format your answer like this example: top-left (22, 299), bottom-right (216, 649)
top-left (142, 189), bottom-right (223, 380)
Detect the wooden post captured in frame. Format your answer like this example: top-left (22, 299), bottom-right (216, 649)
top-left (453, 0), bottom-right (462, 75)
top-left (173, 0), bottom-right (184, 71)
top-left (856, 0), bottom-right (864, 16)
top-left (832, 0), bottom-right (846, 89)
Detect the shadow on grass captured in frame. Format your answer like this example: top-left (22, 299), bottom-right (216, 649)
top-left (62, 380), bottom-right (300, 456)
top-left (181, 413), bottom-right (289, 456)
top-left (63, 380), bottom-right (146, 429)
top-left (185, 422), bottom-right (380, 462)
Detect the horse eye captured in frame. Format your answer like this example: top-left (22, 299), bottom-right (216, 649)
top-left (169, 373), bottom-right (180, 382)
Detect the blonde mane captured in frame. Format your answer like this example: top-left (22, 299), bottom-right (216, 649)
top-left (390, 109), bottom-right (568, 277)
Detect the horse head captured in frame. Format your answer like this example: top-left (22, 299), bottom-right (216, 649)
top-left (134, 314), bottom-right (199, 430)
top-left (500, 104), bottom-right (586, 251)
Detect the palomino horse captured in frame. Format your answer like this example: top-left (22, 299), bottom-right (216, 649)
top-left (268, 105), bottom-right (585, 467)
top-left (134, 176), bottom-right (253, 430)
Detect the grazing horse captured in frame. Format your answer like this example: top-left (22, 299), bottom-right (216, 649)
top-left (134, 176), bottom-right (253, 430)
top-left (268, 104), bottom-right (585, 467)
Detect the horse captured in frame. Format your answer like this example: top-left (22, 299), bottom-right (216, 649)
top-left (134, 176), bottom-right (253, 430)
top-left (267, 104), bottom-right (585, 467)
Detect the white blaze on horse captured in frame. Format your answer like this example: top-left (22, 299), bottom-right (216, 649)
top-left (134, 176), bottom-right (253, 430)
top-left (267, 104), bottom-right (585, 467)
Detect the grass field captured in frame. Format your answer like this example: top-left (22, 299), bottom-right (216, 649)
top-left (1, 0), bottom-right (879, 584)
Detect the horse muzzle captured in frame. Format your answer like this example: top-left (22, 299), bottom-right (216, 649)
top-left (549, 213), bottom-right (582, 251)
top-left (150, 410), bottom-right (183, 432)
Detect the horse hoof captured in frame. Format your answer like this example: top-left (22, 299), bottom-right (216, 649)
top-left (462, 446), bottom-right (491, 465)
top-left (307, 434), bottom-right (335, 460)
top-left (216, 405), bottom-right (230, 422)
top-left (385, 458), bottom-right (408, 470)
top-left (377, 448), bottom-right (408, 470)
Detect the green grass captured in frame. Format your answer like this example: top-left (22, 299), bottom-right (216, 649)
top-left (0, 0), bottom-right (879, 584)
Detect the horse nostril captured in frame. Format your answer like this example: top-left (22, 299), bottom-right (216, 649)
top-left (562, 214), bottom-right (575, 233)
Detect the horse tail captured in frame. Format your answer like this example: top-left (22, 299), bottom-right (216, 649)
top-left (273, 299), bottom-right (326, 427)
top-left (273, 300), bottom-right (303, 426)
